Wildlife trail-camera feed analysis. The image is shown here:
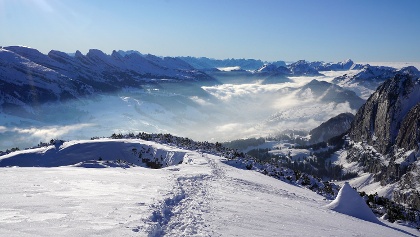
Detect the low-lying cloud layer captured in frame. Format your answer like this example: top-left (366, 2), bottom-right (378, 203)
top-left (0, 71), bottom-right (360, 150)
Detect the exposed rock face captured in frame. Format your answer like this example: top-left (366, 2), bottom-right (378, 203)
top-left (348, 66), bottom-right (420, 154)
top-left (309, 113), bottom-right (354, 144)
top-left (395, 103), bottom-right (420, 151)
top-left (344, 67), bottom-right (420, 208)
top-left (393, 163), bottom-right (420, 209)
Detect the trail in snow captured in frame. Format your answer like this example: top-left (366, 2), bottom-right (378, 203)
top-left (146, 153), bottom-right (221, 237)
top-left (144, 152), bottom-right (419, 237)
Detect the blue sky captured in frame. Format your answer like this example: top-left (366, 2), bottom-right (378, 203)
top-left (1, 0), bottom-right (419, 62)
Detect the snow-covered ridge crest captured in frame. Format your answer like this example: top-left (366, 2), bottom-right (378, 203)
top-left (0, 138), bottom-right (186, 168)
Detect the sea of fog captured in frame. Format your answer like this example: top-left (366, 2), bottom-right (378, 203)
top-left (1, 70), bottom-right (357, 151)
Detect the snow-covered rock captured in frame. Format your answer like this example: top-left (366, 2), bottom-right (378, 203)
top-left (326, 182), bottom-right (382, 225)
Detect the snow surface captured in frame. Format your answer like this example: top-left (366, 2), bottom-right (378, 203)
top-left (0, 139), bottom-right (418, 236)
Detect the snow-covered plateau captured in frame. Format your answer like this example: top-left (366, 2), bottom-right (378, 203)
top-left (0, 139), bottom-right (418, 236)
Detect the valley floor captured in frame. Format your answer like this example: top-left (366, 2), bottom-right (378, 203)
top-left (0, 149), bottom-right (418, 236)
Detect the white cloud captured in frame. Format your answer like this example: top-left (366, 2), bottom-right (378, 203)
top-left (217, 66), bottom-right (241, 72)
top-left (189, 96), bottom-right (212, 106)
top-left (10, 124), bottom-right (94, 140)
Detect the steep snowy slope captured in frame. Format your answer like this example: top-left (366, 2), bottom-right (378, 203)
top-left (0, 139), bottom-right (417, 236)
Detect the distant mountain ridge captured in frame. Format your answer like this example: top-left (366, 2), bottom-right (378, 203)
top-left (178, 56), bottom-right (287, 71)
top-left (0, 46), bottom-right (215, 116)
top-left (308, 59), bottom-right (364, 71)
top-left (333, 64), bottom-right (398, 98)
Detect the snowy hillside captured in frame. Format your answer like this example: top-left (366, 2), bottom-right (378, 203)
top-left (0, 138), bottom-right (417, 236)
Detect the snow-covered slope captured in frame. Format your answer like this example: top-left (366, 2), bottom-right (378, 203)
top-left (0, 139), bottom-right (417, 236)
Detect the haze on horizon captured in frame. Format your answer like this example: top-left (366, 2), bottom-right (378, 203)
top-left (1, 0), bottom-right (420, 62)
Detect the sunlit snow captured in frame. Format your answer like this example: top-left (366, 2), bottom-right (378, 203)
top-left (0, 139), bottom-right (417, 236)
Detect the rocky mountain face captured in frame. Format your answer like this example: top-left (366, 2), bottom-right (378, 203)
top-left (0, 46), bottom-right (215, 116)
top-left (348, 66), bottom-right (420, 154)
top-left (345, 66), bottom-right (420, 208)
top-left (309, 113), bottom-right (354, 144)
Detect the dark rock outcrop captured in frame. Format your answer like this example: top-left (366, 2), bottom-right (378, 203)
top-left (395, 103), bottom-right (420, 151)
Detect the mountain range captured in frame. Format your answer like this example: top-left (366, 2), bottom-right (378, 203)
top-left (0, 46), bottom-right (215, 117)
top-left (2, 45), bottom-right (420, 233)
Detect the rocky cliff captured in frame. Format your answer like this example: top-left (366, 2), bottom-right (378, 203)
top-left (348, 66), bottom-right (420, 154)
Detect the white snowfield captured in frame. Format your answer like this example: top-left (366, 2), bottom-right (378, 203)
top-left (0, 139), bottom-right (418, 236)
